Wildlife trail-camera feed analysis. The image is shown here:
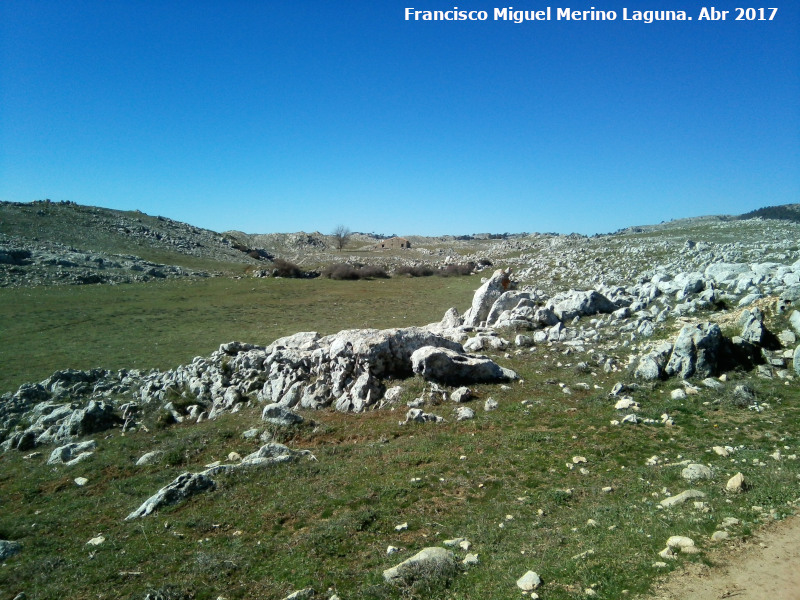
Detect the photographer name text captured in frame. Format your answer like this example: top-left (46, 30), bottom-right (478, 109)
top-left (404, 6), bottom-right (779, 23)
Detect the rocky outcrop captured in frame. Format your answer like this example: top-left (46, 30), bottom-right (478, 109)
top-left (463, 269), bottom-right (512, 327)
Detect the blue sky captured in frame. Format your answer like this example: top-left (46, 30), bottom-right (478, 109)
top-left (1, 1), bottom-right (798, 236)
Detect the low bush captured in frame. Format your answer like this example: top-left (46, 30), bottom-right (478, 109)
top-left (321, 263), bottom-right (389, 280)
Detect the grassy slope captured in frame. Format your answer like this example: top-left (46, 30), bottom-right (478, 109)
top-left (0, 202), bottom-right (248, 273)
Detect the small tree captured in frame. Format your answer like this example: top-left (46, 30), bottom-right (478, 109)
top-left (332, 225), bottom-right (351, 251)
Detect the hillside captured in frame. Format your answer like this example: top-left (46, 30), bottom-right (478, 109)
top-left (0, 200), bottom-right (266, 286)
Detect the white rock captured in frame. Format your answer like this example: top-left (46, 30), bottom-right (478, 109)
top-left (659, 489), bottom-right (706, 508)
top-left (86, 535), bottom-right (105, 546)
top-left (681, 463), bottom-right (712, 481)
top-left (516, 570), bottom-right (542, 591)
top-left (726, 472), bottom-right (746, 493)
top-left (74, 477), bottom-right (88, 486)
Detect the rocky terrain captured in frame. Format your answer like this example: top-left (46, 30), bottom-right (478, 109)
top-left (1, 203), bottom-right (800, 599)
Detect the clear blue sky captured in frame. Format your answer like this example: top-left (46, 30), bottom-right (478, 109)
top-left (1, 1), bottom-right (798, 236)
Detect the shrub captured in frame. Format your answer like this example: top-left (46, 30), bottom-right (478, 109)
top-left (271, 258), bottom-right (305, 278)
top-left (321, 263), bottom-right (389, 280)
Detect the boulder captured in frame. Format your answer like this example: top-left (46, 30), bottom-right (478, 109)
top-left (463, 269), bottom-right (512, 327)
top-left (681, 464), bottom-right (713, 481)
top-left (240, 442), bottom-right (315, 467)
top-left (547, 290), bottom-right (616, 321)
top-left (411, 346), bottom-right (517, 385)
top-left (47, 440), bottom-right (97, 465)
top-left (125, 472), bottom-right (216, 520)
top-left (382, 546), bottom-right (457, 583)
top-left (794, 345), bottom-right (800, 376)
top-left (665, 322), bottom-right (724, 379)
top-left (790, 311), bottom-right (800, 335)
top-left (634, 342), bottom-right (673, 380)
top-left (261, 403), bottom-right (304, 426)
top-left (0, 540), bottom-right (22, 561)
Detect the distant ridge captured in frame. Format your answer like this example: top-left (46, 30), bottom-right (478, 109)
top-left (738, 204), bottom-right (800, 223)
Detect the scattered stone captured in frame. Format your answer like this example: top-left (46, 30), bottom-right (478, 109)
top-left (135, 450), bottom-right (164, 466)
top-left (712, 446), bottom-right (730, 457)
top-left (0, 540), bottom-right (22, 561)
top-left (484, 397), bottom-right (498, 411)
top-left (382, 546), bottom-right (457, 583)
top-left (47, 440), bottom-right (97, 465)
top-left (726, 472), bottom-right (746, 493)
top-left (670, 389), bottom-right (687, 400)
top-left (681, 464), bottom-right (713, 481)
top-left (411, 346), bottom-right (517, 385)
top-left (516, 570), bottom-right (542, 591)
top-left (711, 531), bottom-right (729, 542)
top-left (86, 535), bottom-right (105, 546)
top-left (74, 477), bottom-right (88, 486)
top-left (454, 406), bottom-right (475, 421)
top-left (403, 408), bottom-right (445, 424)
top-left (387, 545), bottom-right (400, 555)
top-left (660, 489), bottom-right (706, 508)
top-left (281, 589), bottom-right (314, 600)
top-left (450, 387), bottom-right (473, 403)
top-left (462, 553), bottom-right (479, 566)
top-left (665, 322), bottom-right (724, 379)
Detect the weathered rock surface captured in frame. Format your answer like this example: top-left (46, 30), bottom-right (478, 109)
top-left (47, 440), bottom-right (97, 465)
top-left (665, 322), bottom-right (724, 379)
top-left (125, 472), bottom-right (216, 520)
top-left (463, 269), bottom-right (512, 327)
top-left (382, 546), bottom-right (456, 583)
top-left (411, 346), bottom-right (517, 385)
top-left (0, 540), bottom-right (22, 561)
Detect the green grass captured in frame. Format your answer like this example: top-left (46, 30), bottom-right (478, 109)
top-left (2, 270), bottom-right (800, 599)
top-left (1, 345), bottom-right (798, 600)
top-left (0, 274), bottom-right (481, 393)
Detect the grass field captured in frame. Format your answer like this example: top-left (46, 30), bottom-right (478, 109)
top-left (1, 273), bottom-right (800, 600)
top-left (0, 274), bottom-right (480, 393)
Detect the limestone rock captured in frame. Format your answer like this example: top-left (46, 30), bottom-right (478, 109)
top-left (726, 472), bottom-right (746, 493)
top-left (125, 472), bottom-right (216, 520)
top-left (261, 403), bottom-right (304, 426)
top-left (659, 489), bottom-right (706, 508)
top-left (455, 406), bottom-right (475, 421)
top-left (516, 570), bottom-right (542, 591)
top-left (665, 322), bottom-right (724, 379)
top-left (47, 440), bottom-right (97, 465)
top-left (135, 450), bottom-right (164, 466)
top-left (0, 540), bottom-right (22, 561)
top-left (547, 290), bottom-right (616, 321)
top-left (794, 344), bottom-right (800, 376)
top-left (450, 387), bottom-right (473, 403)
top-left (382, 546), bottom-right (457, 583)
top-left (403, 408), bottom-right (445, 424)
top-left (463, 269), bottom-right (512, 327)
top-left (681, 464), bottom-right (713, 481)
top-left (411, 346), bottom-right (517, 385)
